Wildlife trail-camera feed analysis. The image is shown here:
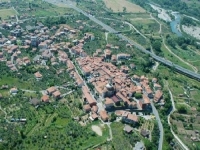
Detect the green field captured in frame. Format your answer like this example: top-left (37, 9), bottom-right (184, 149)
top-left (0, 91), bottom-right (109, 150)
top-left (130, 19), bottom-right (160, 34)
top-left (110, 122), bottom-right (141, 149)
top-left (8, 0), bottom-right (76, 17)
top-left (170, 46), bottom-right (200, 72)
top-left (0, 8), bottom-right (17, 19)
top-left (31, 7), bottom-right (73, 17)
top-left (161, 44), bottom-right (194, 71)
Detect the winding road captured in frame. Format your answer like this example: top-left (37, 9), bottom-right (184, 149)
top-left (150, 101), bottom-right (163, 150)
top-left (124, 21), bottom-right (147, 39)
top-left (150, 13), bottom-right (198, 73)
top-left (162, 37), bottom-right (198, 73)
top-left (166, 82), bottom-right (189, 150)
top-left (150, 13), bottom-right (162, 34)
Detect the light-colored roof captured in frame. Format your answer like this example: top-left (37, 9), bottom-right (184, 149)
top-left (105, 98), bottom-right (114, 105)
top-left (52, 90), bottom-right (61, 97)
top-left (83, 104), bottom-right (91, 111)
top-left (41, 95), bottom-right (49, 102)
top-left (99, 110), bottom-right (109, 121)
top-left (47, 87), bottom-right (56, 94)
top-left (127, 114), bottom-right (138, 122)
top-left (34, 72), bottom-right (42, 78)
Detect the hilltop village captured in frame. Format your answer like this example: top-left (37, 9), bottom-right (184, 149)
top-left (1, 19), bottom-right (164, 123)
top-left (1, 0), bottom-right (200, 149)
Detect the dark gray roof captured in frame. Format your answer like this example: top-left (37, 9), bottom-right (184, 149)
top-left (124, 125), bottom-right (133, 133)
top-left (30, 98), bottom-right (40, 106)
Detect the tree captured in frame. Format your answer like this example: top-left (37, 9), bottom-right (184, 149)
top-left (165, 132), bottom-right (173, 143)
top-left (134, 93), bottom-right (142, 99)
top-left (152, 40), bottom-right (161, 52)
top-left (123, 7), bottom-right (127, 13)
top-left (181, 43), bottom-right (187, 50)
top-left (144, 139), bottom-right (156, 150)
top-left (167, 38), bottom-right (176, 48)
top-left (177, 105), bottom-right (188, 114)
top-left (110, 112), bottom-right (117, 121)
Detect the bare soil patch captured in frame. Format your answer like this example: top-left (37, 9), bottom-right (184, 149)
top-left (182, 25), bottom-right (200, 40)
top-left (91, 125), bottom-right (102, 136)
top-left (103, 0), bottom-right (145, 13)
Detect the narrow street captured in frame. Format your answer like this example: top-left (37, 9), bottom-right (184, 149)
top-left (150, 101), bottom-right (163, 150)
top-left (131, 78), bottom-right (163, 150)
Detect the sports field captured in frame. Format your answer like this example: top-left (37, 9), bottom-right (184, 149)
top-left (103, 0), bottom-right (145, 13)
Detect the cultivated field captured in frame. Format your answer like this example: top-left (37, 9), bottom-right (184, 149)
top-left (0, 8), bottom-right (16, 19)
top-left (103, 0), bottom-right (145, 13)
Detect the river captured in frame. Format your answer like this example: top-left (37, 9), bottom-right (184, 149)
top-left (149, 3), bottom-right (182, 36)
top-left (170, 12), bottom-right (182, 36)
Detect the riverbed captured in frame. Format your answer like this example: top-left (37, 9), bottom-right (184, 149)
top-left (170, 12), bottom-right (182, 36)
top-left (149, 3), bottom-right (182, 36)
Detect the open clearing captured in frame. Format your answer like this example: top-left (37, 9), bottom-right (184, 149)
top-left (149, 4), bottom-right (172, 22)
top-left (91, 125), bottom-right (102, 136)
top-left (182, 25), bottom-right (200, 40)
top-left (103, 0), bottom-right (145, 13)
top-left (0, 8), bottom-right (16, 19)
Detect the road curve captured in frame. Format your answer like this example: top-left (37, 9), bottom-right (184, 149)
top-left (167, 84), bottom-right (189, 150)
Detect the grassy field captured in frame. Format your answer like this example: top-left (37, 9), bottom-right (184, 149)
top-left (0, 76), bottom-right (33, 92)
top-left (0, 8), bottom-right (16, 19)
top-left (170, 46), bottom-right (200, 72)
top-left (10, 0), bottom-right (75, 17)
top-left (161, 44), bottom-right (194, 71)
top-left (110, 122), bottom-right (141, 150)
top-left (103, 0), bottom-right (145, 13)
top-left (130, 19), bottom-right (160, 34)
top-left (32, 7), bottom-right (72, 17)
top-left (0, 92), bottom-right (109, 149)
top-left (123, 13), bottom-right (151, 19)
top-left (171, 111), bottom-right (200, 149)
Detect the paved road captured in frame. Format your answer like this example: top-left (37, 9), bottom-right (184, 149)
top-left (131, 78), bottom-right (163, 150)
top-left (150, 101), bottom-right (163, 150)
top-left (124, 21), bottom-right (147, 39)
top-left (152, 62), bottom-right (159, 71)
top-left (61, 90), bottom-right (73, 97)
top-left (44, 0), bottom-right (200, 81)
